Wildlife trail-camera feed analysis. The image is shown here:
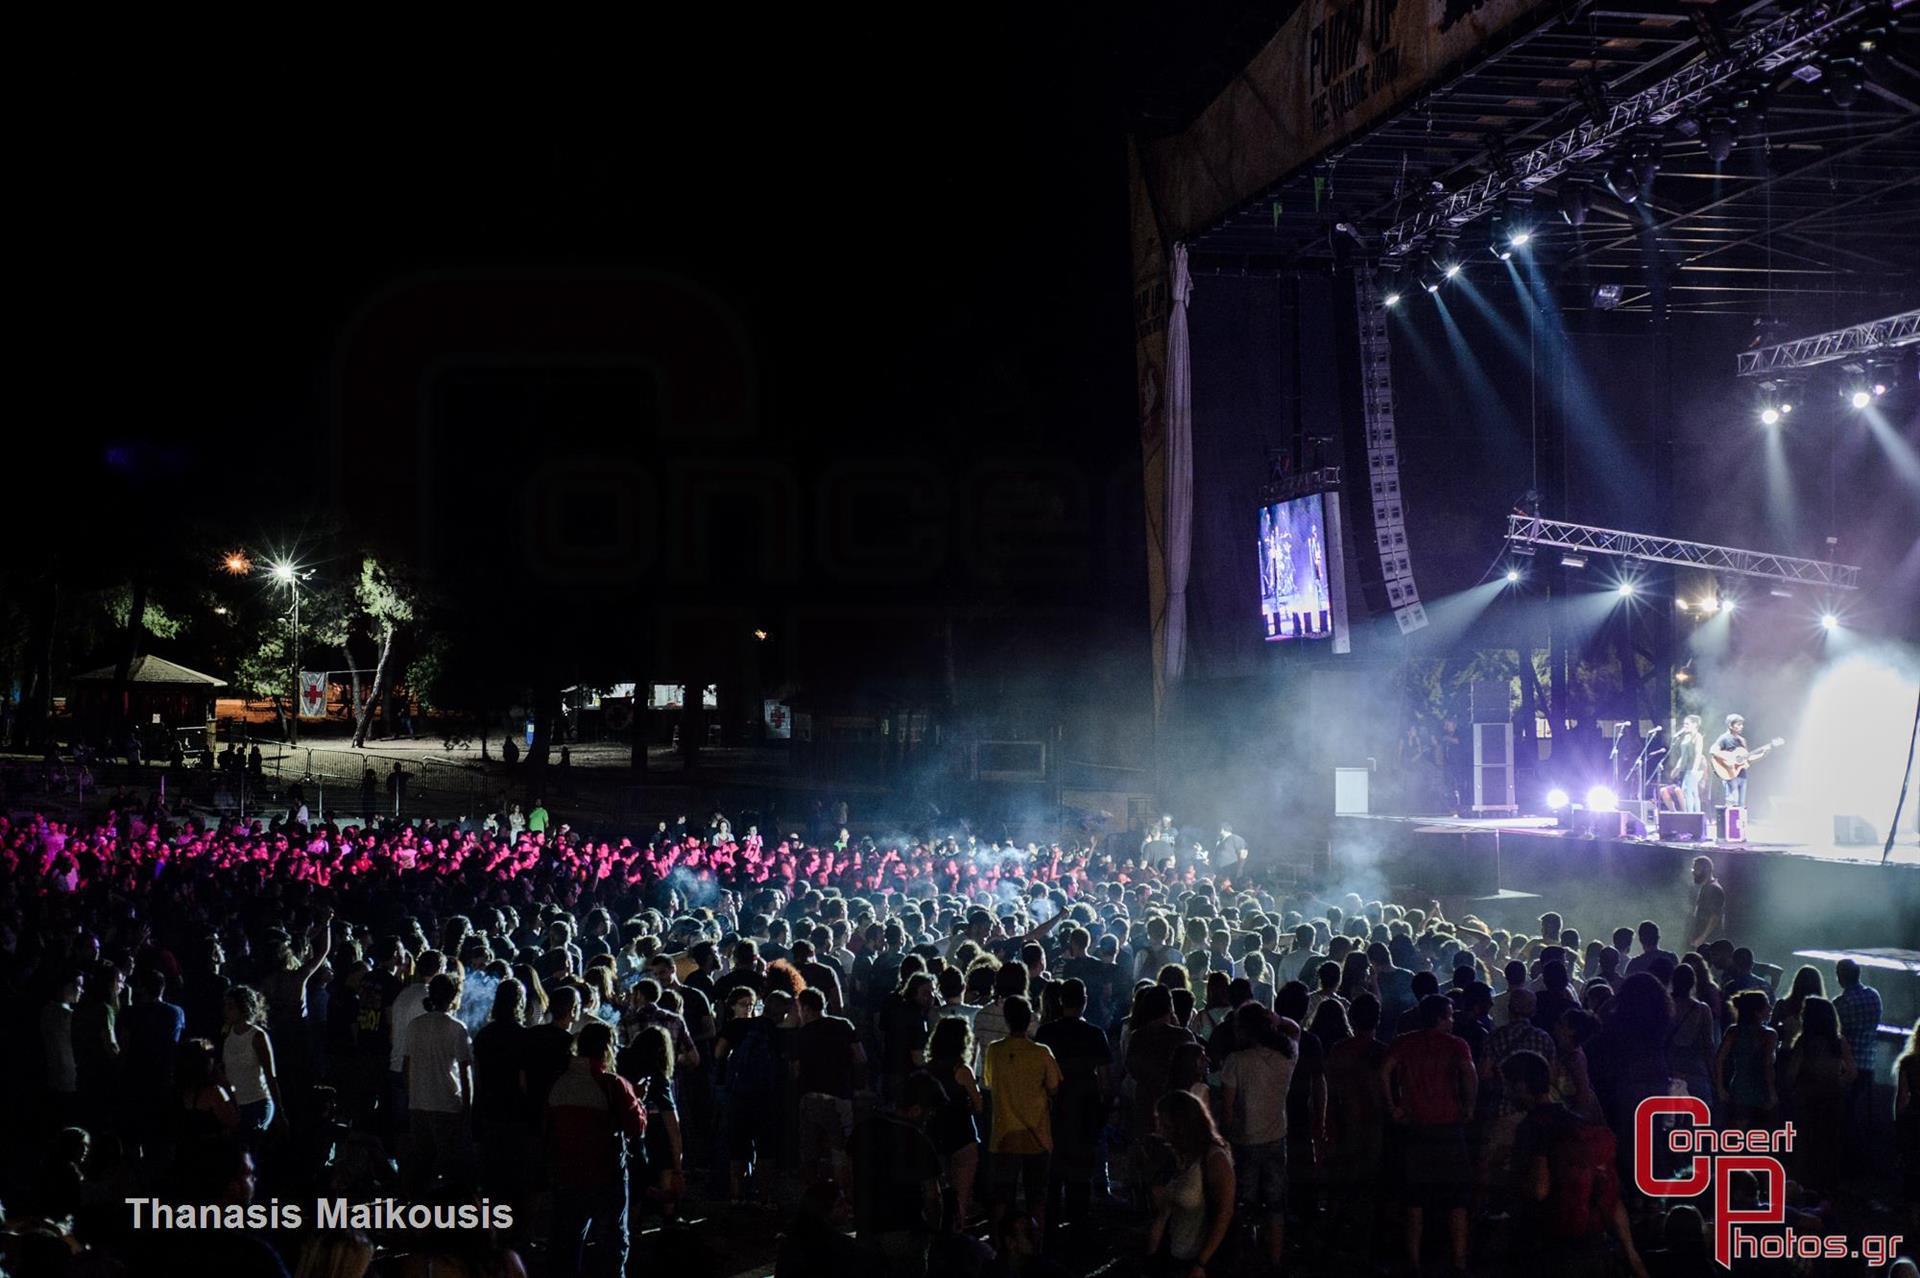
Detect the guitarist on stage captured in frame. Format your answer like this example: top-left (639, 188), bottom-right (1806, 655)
top-left (1713, 714), bottom-right (1751, 808)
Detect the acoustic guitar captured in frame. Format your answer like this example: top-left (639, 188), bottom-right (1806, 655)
top-left (1709, 737), bottom-right (1784, 782)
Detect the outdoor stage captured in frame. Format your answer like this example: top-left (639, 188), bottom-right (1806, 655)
top-left (1330, 812), bottom-right (1920, 963)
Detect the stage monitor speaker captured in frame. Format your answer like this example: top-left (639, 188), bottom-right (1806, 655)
top-left (1472, 723), bottom-right (1516, 813)
top-left (1833, 814), bottom-right (1879, 846)
top-left (1574, 808), bottom-right (1630, 838)
top-left (1723, 805), bottom-right (1747, 843)
top-left (1658, 811), bottom-right (1708, 842)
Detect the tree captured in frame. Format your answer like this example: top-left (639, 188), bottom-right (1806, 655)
top-left (351, 556), bottom-right (417, 748)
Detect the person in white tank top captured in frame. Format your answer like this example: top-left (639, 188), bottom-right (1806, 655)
top-left (221, 984), bottom-right (282, 1141)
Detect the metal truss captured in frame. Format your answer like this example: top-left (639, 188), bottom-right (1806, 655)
top-left (1505, 514), bottom-right (1863, 590)
top-left (1383, 0), bottom-right (1874, 257)
top-left (1735, 309), bottom-right (1920, 376)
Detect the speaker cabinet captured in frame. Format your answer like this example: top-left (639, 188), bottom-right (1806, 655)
top-left (1472, 723), bottom-right (1516, 813)
top-left (1657, 811), bottom-right (1708, 842)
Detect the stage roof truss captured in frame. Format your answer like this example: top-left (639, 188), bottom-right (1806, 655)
top-left (1383, 0), bottom-right (1877, 257)
top-left (1504, 514), bottom-right (1863, 589)
top-left (1179, 0), bottom-right (1920, 313)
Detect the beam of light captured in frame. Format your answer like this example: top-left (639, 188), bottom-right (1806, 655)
top-left (1429, 291), bottom-right (1514, 431)
top-left (1586, 786), bottom-right (1618, 812)
top-left (1617, 581), bottom-right (1636, 598)
top-left (1407, 579), bottom-right (1511, 650)
top-left (1772, 645), bottom-right (1920, 847)
top-left (1821, 613), bottom-right (1839, 631)
top-left (1546, 787), bottom-right (1570, 810)
top-left (1687, 597), bottom-right (1735, 660)
top-left (1858, 404), bottom-right (1920, 490)
top-left (1454, 266), bottom-right (1537, 365)
top-left (1512, 252), bottom-right (1647, 495)
top-left (1506, 568), bottom-right (1523, 583)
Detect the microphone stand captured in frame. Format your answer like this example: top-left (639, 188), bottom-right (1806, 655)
top-left (1628, 730), bottom-right (1662, 817)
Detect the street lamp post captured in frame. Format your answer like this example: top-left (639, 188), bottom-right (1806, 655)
top-left (271, 562), bottom-right (303, 745)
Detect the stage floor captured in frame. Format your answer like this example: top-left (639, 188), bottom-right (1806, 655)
top-left (1356, 812), bottom-right (1920, 867)
top-left (1330, 811), bottom-right (1920, 955)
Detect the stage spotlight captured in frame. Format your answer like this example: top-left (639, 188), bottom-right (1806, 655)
top-left (1760, 406), bottom-right (1781, 425)
top-left (1558, 183), bottom-right (1591, 227)
top-left (1779, 401), bottom-right (1793, 414)
top-left (1586, 786), bottom-right (1618, 813)
top-left (1560, 552), bottom-right (1588, 569)
top-left (1505, 568), bottom-right (1522, 583)
top-left (1384, 291), bottom-right (1403, 308)
top-left (1722, 599), bottom-right (1735, 614)
top-left (1872, 383), bottom-right (1887, 397)
top-left (1825, 57), bottom-right (1864, 108)
top-left (1489, 238), bottom-right (1513, 262)
top-left (1821, 613), bottom-right (1839, 631)
top-left (1509, 228), bottom-right (1532, 247)
top-left (1606, 153), bottom-right (1641, 204)
top-left (1850, 389), bottom-right (1872, 409)
top-left (1443, 261), bottom-right (1462, 279)
top-left (1706, 114), bottom-right (1737, 163)
top-left (1420, 269), bottom-right (1444, 295)
top-left (1617, 581), bottom-right (1636, 598)
top-left (1546, 788), bottom-right (1570, 811)
top-left (1633, 138), bottom-right (1661, 192)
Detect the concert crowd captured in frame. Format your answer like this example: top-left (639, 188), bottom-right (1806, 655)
top-left (1, 803), bottom-right (1916, 1278)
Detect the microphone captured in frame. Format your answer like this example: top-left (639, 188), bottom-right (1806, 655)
top-left (1648, 726), bottom-right (1663, 736)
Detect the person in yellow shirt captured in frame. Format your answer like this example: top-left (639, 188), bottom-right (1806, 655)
top-left (982, 995), bottom-right (1062, 1235)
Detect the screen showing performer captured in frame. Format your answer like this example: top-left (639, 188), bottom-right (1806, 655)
top-left (1259, 495), bottom-right (1333, 641)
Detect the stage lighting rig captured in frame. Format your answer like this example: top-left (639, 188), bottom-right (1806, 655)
top-left (1705, 110), bottom-right (1737, 163)
top-left (1605, 151), bottom-right (1642, 205)
top-left (1558, 182), bottom-right (1591, 227)
top-left (1823, 55), bottom-right (1865, 107)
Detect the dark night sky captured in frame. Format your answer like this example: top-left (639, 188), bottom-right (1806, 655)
top-left (21, 14), bottom-right (1164, 726)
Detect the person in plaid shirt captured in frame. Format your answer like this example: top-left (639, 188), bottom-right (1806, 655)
top-left (1832, 959), bottom-right (1883, 1077)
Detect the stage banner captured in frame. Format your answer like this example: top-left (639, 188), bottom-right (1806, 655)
top-left (1130, 138), bottom-right (1173, 718)
top-left (298, 671), bottom-right (327, 719)
top-left (1139, 0), bottom-right (1555, 243)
